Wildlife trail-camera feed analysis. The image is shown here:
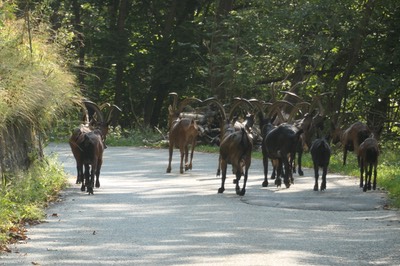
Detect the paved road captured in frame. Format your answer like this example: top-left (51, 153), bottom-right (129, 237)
top-left (1, 143), bottom-right (399, 265)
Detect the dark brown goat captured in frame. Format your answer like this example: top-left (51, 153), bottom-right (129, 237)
top-left (332, 121), bottom-right (371, 166)
top-left (358, 137), bottom-right (379, 192)
top-left (262, 124), bottom-right (303, 188)
top-left (69, 100), bottom-right (120, 193)
top-left (310, 137), bottom-right (331, 191)
top-left (80, 130), bottom-right (104, 195)
top-left (217, 126), bottom-right (253, 196)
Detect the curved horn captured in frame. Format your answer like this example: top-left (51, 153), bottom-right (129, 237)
top-left (202, 97), bottom-right (227, 121)
top-left (309, 92), bottom-right (332, 117)
top-left (83, 100), bottom-right (104, 123)
top-left (177, 97), bottom-right (202, 114)
top-left (288, 102), bottom-right (311, 122)
top-left (228, 98), bottom-right (254, 121)
top-left (281, 91), bottom-right (303, 103)
top-left (266, 100), bottom-right (294, 117)
top-left (169, 92), bottom-right (178, 112)
top-left (104, 104), bottom-right (122, 124)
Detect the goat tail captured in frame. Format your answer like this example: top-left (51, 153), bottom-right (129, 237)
top-left (365, 148), bottom-right (379, 163)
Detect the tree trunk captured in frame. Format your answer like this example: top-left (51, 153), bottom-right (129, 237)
top-left (333, 0), bottom-right (376, 124)
top-left (112, 0), bottom-right (130, 123)
top-left (209, 0), bottom-right (234, 101)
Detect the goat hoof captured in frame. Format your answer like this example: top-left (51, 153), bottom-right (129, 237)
top-left (218, 188), bottom-right (225, 194)
top-left (238, 189), bottom-right (246, 196)
top-left (166, 169), bottom-right (171, 173)
top-left (262, 181), bottom-right (269, 187)
top-left (233, 179), bottom-right (237, 184)
top-left (81, 185), bottom-right (85, 192)
top-left (313, 186), bottom-right (318, 191)
top-left (298, 170), bottom-right (304, 176)
top-left (363, 186), bottom-right (368, 192)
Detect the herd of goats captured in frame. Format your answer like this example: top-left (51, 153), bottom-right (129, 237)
top-left (68, 92), bottom-right (379, 196)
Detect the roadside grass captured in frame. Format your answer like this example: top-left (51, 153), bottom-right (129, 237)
top-left (0, 156), bottom-right (68, 251)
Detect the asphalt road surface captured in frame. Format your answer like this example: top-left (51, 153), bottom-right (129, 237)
top-left (1, 143), bottom-right (399, 265)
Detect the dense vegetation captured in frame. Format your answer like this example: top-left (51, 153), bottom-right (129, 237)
top-left (1, 0), bottom-right (399, 249)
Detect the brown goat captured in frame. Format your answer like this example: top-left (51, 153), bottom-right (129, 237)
top-left (69, 101), bottom-right (120, 192)
top-left (81, 130), bottom-right (104, 195)
top-left (332, 121), bottom-right (371, 166)
top-left (166, 118), bottom-right (199, 174)
top-left (358, 137), bottom-right (379, 192)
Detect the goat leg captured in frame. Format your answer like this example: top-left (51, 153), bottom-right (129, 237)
top-left (274, 160), bottom-right (283, 187)
top-left (367, 164), bottom-right (373, 191)
top-left (313, 164), bottom-right (319, 191)
top-left (373, 164), bottom-right (377, 190)
top-left (235, 168), bottom-right (242, 195)
top-left (359, 159), bottom-right (365, 188)
top-left (179, 147), bottom-right (185, 174)
top-left (184, 145), bottom-right (190, 171)
top-left (261, 156), bottom-right (269, 187)
top-left (218, 161), bottom-right (227, 194)
top-left (321, 166), bottom-right (327, 191)
top-left (166, 145), bottom-right (173, 173)
top-left (283, 157), bottom-right (291, 189)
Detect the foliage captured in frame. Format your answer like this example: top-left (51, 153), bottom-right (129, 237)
top-left (0, 156), bottom-right (68, 248)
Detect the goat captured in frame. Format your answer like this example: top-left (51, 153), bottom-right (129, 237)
top-left (358, 137), bottom-right (379, 192)
top-left (69, 100), bottom-right (120, 192)
top-left (166, 93), bottom-right (226, 174)
top-left (217, 126), bottom-right (253, 196)
top-left (310, 137), bottom-right (331, 191)
top-left (262, 124), bottom-right (303, 188)
top-left (166, 117), bottom-right (199, 174)
top-left (331, 121), bottom-right (371, 166)
top-left (80, 130), bottom-right (104, 195)
top-left (69, 101), bottom-right (107, 186)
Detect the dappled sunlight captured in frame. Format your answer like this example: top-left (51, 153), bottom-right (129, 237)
top-left (2, 144), bottom-right (399, 265)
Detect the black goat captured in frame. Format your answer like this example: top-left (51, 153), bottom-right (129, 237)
top-left (310, 137), bottom-right (331, 191)
top-left (262, 124), bottom-right (303, 188)
top-left (217, 126), bottom-right (253, 196)
top-left (358, 137), bottom-right (379, 192)
top-left (78, 130), bottom-right (104, 194)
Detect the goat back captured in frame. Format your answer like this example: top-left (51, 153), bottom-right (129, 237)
top-left (264, 124), bottom-right (303, 157)
top-left (310, 138), bottom-right (331, 167)
top-left (81, 131), bottom-right (104, 163)
top-left (219, 128), bottom-right (253, 163)
top-left (358, 138), bottom-right (379, 163)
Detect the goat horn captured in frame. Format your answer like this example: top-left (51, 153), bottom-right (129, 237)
top-left (281, 91), bottom-right (303, 103)
top-left (248, 99), bottom-right (267, 120)
top-left (83, 100), bottom-right (104, 123)
top-left (288, 102), bottom-right (311, 122)
top-left (105, 104), bottom-right (122, 124)
top-left (228, 98), bottom-right (254, 121)
top-left (177, 97), bottom-right (202, 114)
top-left (169, 92), bottom-right (179, 112)
top-left (202, 97), bottom-right (227, 121)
